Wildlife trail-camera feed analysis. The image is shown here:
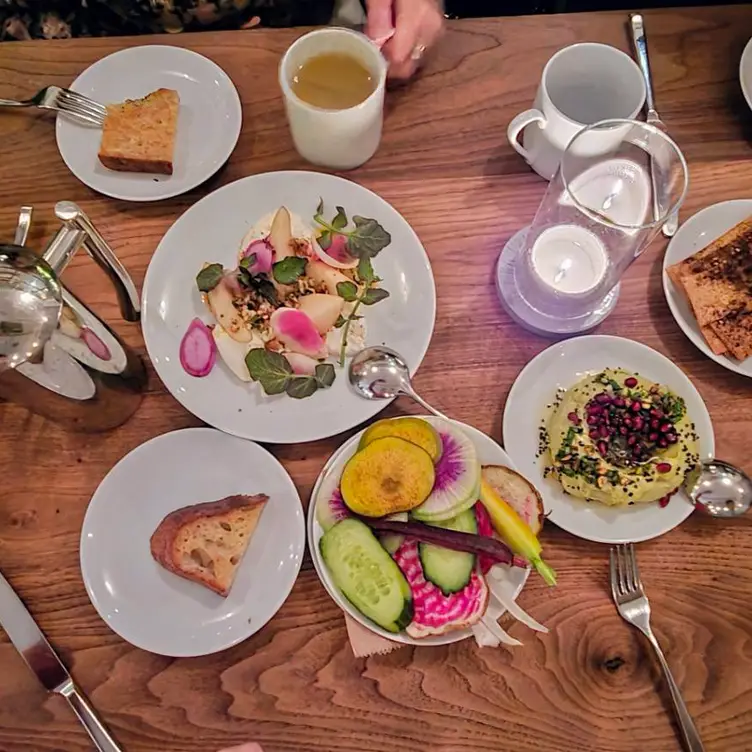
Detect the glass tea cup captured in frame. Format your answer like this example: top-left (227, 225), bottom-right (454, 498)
top-left (279, 28), bottom-right (388, 171)
top-left (496, 118), bottom-right (689, 335)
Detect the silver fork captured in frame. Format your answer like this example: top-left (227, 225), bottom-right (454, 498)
top-left (629, 13), bottom-right (678, 238)
top-left (610, 544), bottom-right (705, 752)
top-left (0, 86), bottom-right (106, 127)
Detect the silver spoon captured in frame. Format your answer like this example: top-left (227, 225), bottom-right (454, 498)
top-left (685, 460), bottom-right (752, 518)
top-left (348, 346), bottom-right (449, 421)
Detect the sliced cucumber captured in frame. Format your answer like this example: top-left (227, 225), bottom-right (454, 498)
top-left (320, 518), bottom-right (412, 633)
top-left (419, 508), bottom-right (478, 595)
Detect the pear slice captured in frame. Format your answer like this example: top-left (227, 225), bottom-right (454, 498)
top-left (305, 260), bottom-right (351, 296)
top-left (268, 206), bottom-right (293, 261)
top-left (298, 294), bottom-right (344, 334)
top-left (207, 280), bottom-right (252, 343)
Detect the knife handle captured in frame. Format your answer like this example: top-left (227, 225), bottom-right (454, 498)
top-left (60, 682), bottom-right (122, 752)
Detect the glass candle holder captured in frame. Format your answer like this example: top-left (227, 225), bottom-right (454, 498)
top-left (497, 119), bottom-right (688, 335)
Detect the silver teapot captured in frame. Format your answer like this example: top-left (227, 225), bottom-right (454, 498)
top-left (0, 202), bottom-right (146, 431)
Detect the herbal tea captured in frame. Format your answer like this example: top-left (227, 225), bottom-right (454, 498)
top-left (292, 52), bottom-right (376, 110)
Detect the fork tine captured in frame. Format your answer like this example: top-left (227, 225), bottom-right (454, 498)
top-left (58, 92), bottom-right (106, 120)
top-left (629, 544), bottom-right (642, 593)
top-left (617, 544), bottom-right (629, 595)
top-left (56, 105), bottom-right (104, 127)
top-left (60, 88), bottom-right (107, 115)
top-left (609, 547), bottom-right (619, 601)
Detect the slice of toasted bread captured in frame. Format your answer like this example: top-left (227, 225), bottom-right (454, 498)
top-left (481, 465), bottom-right (544, 535)
top-left (98, 88), bottom-right (179, 175)
top-left (150, 494), bottom-right (267, 596)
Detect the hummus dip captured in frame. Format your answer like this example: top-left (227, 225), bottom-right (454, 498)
top-left (546, 368), bottom-right (699, 506)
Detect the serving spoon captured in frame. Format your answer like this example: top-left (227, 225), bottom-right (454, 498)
top-left (348, 346), bottom-right (752, 519)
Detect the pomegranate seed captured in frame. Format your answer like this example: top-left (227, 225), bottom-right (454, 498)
top-left (656, 462), bottom-right (672, 473)
top-left (587, 415), bottom-right (599, 425)
top-left (627, 435), bottom-right (637, 446)
top-left (587, 404), bottom-right (602, 415)
top-left (589, 429), bottom-right (599, 440)
top-left (659, 495), bottom-right (671, 508)
top-left (658, 437), bottom-right (668, 448)
top-left (660, 422), bottom-right (672, 433)
top-left (599, 425), bottom-right (609, 438)
top-left (597, 440), bottom-right (608, 455)
top-left (650, 408), bottom-right (662, 418)
top-left (649, 432), bottom-right (659, 441)
top-left (614, 397), bottom-right (626, 407)
top-left (619, 426), bottom-right (628, 435)
top-left (624, 415), bottom-right (633, 427)
top-left (666, 433), bottom-right (678, 445)
top-left (650, 418), bottom-right (660, 430)
top-left (568, 411), bottom-right (581, 425)
top-left (630, 400), bottom-right (641, 412)
top-left (632, 416), bottom-right (643, 431)
top-left (595, 392), bottom-right (611, 404)
top-left (624, 377), bottom-right (638, 388)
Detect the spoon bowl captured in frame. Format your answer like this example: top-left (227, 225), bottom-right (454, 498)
top-left (686, 459), bottom-right (752, 518)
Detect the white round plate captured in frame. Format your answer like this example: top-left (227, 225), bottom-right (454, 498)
top-left (502, 335), bottom-right (715, 544)
top-left (308, 416), bottom-right (529, 646)
top-left (56, 45), bottom-right (242, 201)
top-left (740, 37), bottom-right (752, 111)
top-left (663, 199), bottom-right (752, 377)
top-left (142, 171), bottom-right (436, 444)
top-left (80, 428), bottom-right (304, 657)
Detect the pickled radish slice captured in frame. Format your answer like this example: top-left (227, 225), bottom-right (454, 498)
top-left (241, 238), bottom-right (273, 275)
top-left (180, 318), bottom-right (216, 377)
top-left (270, 308), bottom-right (328, 358)
top-left (312, 234), bottom-right (358, 269)
top-left (285, 352), bottom-right (318, 375)
top-left (81, 327), bottom-right (111, 361)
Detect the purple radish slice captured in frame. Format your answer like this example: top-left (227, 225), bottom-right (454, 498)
top-left (81, 327), bottom-right (111, 361)
top-left (393, 539), bottom-right (489, 638)
top-left (241, 238), bottom-right (274, 275)
top-left (179, 318), bottom-right (217, 377)
top-left (411, 418), bottom-right (481, 523)
top-left (312, 234), bottom-right (358, 270)
top-left (285, 352), bottom-right (319, 376)
top-left (315, 469), bottom-right (350, 532)
top-left (270, 308), bottom-right (328, 359)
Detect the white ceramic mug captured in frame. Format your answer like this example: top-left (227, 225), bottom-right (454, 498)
top-left (507, 43), bottom-right (646, 180)
top-left (279, 28), bottom-right (387, 171)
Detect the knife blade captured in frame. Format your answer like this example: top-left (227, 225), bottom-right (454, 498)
top-left (0, 569), bottom-right (70, 692)
top-left (0, 570), bottom-right (122, 752)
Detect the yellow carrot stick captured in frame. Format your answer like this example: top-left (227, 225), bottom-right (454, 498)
top-left (479, 479), bottom-right (557, 586)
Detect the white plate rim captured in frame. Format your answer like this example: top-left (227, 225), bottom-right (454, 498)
top-left (662, 199), bottom-right (752, 378)
top-left (79, 427), bottom-right (305, 657)
top-left (141, 170), bottom-right (437, 444)
top-left (307, 416), bottom-right (530, 647)
top-left (502, 335), bottom-right (715, 544)
top-left (56, 45), bottom-right (242, 202)
top-left (740, 37), bottom-right (752, 111)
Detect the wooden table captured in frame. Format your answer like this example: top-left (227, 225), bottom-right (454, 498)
top-left (1, 7), bottom-right (752, 752)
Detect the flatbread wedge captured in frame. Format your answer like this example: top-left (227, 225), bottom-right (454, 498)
top-left (150, 494), bottom-right (268, 596)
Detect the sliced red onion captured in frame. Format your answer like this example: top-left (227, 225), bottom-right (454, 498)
top-left (80, 327), bottom-right (112, 361)
top-left (179, 318), bottom-right (217, 377)
top-left (241, 238), bottom-right (274, 275)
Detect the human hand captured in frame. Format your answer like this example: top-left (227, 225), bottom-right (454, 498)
top-left (365, 0), bottom-right (444, 79)
top-left (218, 745), bottom-right (264, 752)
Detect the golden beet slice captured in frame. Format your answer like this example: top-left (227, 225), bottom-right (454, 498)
top-left (358, 417), bottom-right (443, 463)
top-left (341, 437), bottom-right (436, 517)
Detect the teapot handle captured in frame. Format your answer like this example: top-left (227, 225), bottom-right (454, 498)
top-left (54, 201), bottom-right (141, 322)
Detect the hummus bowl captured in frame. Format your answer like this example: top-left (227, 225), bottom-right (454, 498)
top-left (502, 336), bottom-right (714, 544)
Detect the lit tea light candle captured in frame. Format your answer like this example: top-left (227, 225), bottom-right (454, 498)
top-left (530, 225), bottom-right (608, 295)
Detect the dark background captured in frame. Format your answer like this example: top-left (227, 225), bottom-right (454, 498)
top-left (447, 0), bottom-right (748, 15)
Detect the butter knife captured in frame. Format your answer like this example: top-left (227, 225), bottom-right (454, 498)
top-left (0, 570), bottom-right (122, 752)
top-left (629, 13), bottom-right (678, 238)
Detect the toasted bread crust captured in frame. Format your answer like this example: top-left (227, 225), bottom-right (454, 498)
top-left (98, 87), bottom-right (179, 175)
top-left (150, 494), bottom-right (268, 596)
top-left (481, 464), bottom-right (545, 535)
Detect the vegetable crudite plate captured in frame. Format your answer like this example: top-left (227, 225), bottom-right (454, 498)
top-left (142, 171), bottom-right (436, 443)
top-left (503, 335), bottom-right (715, 544)
top-left (308, 416), bottom-right (533, 647)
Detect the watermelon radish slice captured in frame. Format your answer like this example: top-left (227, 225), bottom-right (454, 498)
top-left (315, 470), bottom-right (350, 532)
top-left (393, 539), bottom-right (488, 638)
top-left (411, 419), bottom-right (481, 523)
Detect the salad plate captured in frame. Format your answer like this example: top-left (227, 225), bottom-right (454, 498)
top-left (142, 171), bottom-right (436, 443)
top-left (308, 416), bottom-right (534, 647)
top-left (503, 336), bottom-right (715, 544)
top-left (663, 199), bottom-right (752, 377)
top-left (80, 428), bottom-right (305, 657)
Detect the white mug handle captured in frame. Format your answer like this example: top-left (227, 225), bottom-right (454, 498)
top-left (507, 109), bottom-right (547, 161)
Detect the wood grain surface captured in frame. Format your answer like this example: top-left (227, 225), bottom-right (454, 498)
top-left (1, 7), bottom-right (752, 752)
